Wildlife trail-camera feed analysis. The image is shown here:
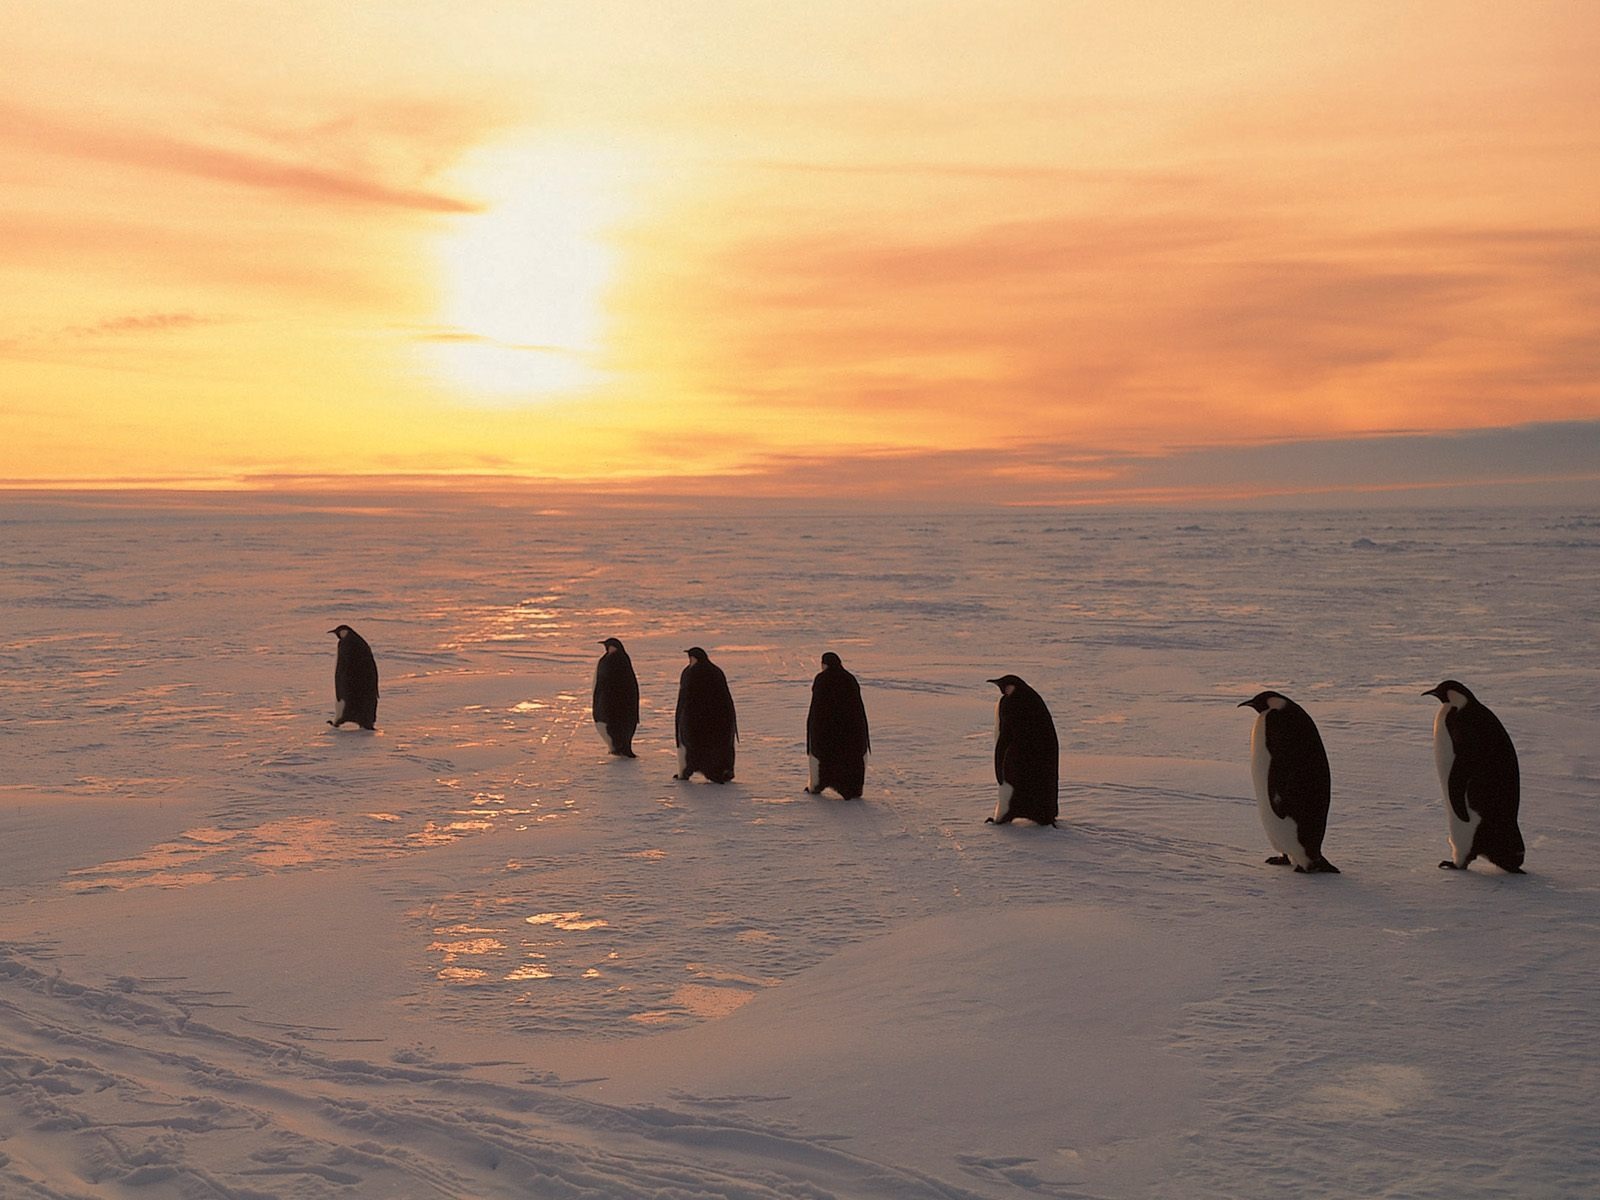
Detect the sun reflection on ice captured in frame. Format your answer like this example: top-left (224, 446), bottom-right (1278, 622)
top-left (526, 911), bottom-right (609, 931)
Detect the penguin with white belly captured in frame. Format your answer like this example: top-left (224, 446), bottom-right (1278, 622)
top-left (986, 675), bottom-right (1059, 826)
top-left (592, 637), bottom-right (640, 757)
top-left (1238, 691), bottom-right (1339, 873)
top-left (328, 624), bottom-right (379, 731)
top-left (674, 647), bottom-right (737, 783)
top-left (805, 652), bottom-right (870, 799)
top-left (1423, 680), bottom-right (1525, 873)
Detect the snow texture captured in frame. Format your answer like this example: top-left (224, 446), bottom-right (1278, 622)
top-left (1, 495), bottom-right (1597, 1198)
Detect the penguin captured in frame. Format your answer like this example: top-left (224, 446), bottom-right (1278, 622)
top-left (1423, 680), bottom-right (1525, 873)
top-left (592, 637), bottom-right (639, 757)
top-left (328, 624), bottom-right (379, 730)
top-left (805, 652), bottom-right (870, 799)
top-left (986, 675), bottom-right (1058, 826)
top-left (1237, 691), bottom-right (1338, 873)
top-left (674, 647), bottom-right (737, 783)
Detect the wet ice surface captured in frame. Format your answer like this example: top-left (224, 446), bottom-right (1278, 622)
top-left (1, 495), bottom-right (1597, 1197)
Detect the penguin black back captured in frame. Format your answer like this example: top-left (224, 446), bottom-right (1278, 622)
top-left (806, 652), bottom-right (870, 799)
top-left (675, 647), bottom-right (737, 783)
top-left (1238, 690), bottom-right (1337, 872)
top-left (1424, 680), bottom-right (1524, 872)
top-left (329, 624), bottom-right (379, 730)
top-left (593, 637), bottom-right (640, 757)
top-left (987, 674), bottom-right (1059, 825)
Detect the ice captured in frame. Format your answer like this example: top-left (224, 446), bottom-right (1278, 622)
top-left (1, 493), bottom-right (1596, 1197)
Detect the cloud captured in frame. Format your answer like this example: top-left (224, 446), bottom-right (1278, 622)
top-left (0, 101), bottom-right (480, 213)
top-left (404, 327), bottom-right (581, 355)
top-left (63, 312), bottom-right (220, 337)
top-left (0, 311), bottom-right (225, 360)
top-left (580, 420), bottom-right (1600, 508)
top-left (630, 205), bottom-right (1600, 449)
top-left (736, 158), bottom-right (1202, 190)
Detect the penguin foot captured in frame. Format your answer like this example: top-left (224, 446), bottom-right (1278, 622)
top-left (1307, 860), bottom-right (1340, 874)
top-left (984, 817), bottom-right (997, 824)
top-left (673, 773), bottom-right (689, 781)
top-left (804, 786), bottom-right (820, 795)
top-left (1265, 855), bottom-right (1291, 866)
top-left (1438, 860), bottom-right (1461, 870)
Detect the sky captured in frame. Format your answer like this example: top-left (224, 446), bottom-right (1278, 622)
top-left (2, 1), bottom-right (1597, 505)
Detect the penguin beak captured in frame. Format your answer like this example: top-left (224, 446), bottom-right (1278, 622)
top-left (327, 628), bottom-right (338, 635)
top-left (1421, 686), bottom-right (1441, 698)
top-left (985, 678), bottom-right (1001, 686)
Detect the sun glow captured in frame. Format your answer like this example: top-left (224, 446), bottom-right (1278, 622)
top-left (426, 138), bottom-right (639, 401)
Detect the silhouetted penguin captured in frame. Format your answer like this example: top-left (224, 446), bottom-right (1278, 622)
top-left (986, 675), bottom-right (1058, 825)
top-left (1238, 691), bottom-right (1339, 873)
top-left (592, 637), bottom-right (639, 757)
top-left (328, 624), bottom-right (379, 730)
top-left (1424, 680), bottom-right (1525, 873)
top-left (674, 647), bottom-right (737, 783)
top-left (805, 652), bottom-right (870, 799)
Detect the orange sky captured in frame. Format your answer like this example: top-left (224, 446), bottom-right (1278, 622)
top-left (2, 1), bottom-right (1597, 503)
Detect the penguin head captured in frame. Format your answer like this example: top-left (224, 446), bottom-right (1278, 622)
top-left (1423, 679), bottom-right (1475, 708)
top-left (600, 637), bottom-right (626, 653)
top-left (1238, 690), bottom-right (1290, 713)
top-left (329, 624), bottom-right (355, 640)
top-left (821, 652), bottom-right (843, 669)
top-left (987, 674), bottom-right (1026, 695)
top-left (684, 646), bottom-right (709, 663)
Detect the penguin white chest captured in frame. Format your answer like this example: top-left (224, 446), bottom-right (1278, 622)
top-left (994, 781), bottom-right (1014, 822)
top-left (1434, 705), bottom-right (1480, 865)
top-left (993, 701), bottom-right (1013, 821)
top-left (1251, 712), bottom-right (1309, 867)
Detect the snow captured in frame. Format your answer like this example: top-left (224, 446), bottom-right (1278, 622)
top-left (2, 494), bottom-right (1597, 1198)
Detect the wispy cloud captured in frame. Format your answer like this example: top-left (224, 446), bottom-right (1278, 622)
top-left (62, 312), bottom-right (220, 337)
top-left (0, 311), bottom-right (224, 357)
top-left (599, 420), bottom-right (1600, 507)
top-left (0, 102), bottom-right (480, 213)
top-left (634, 205), bottom-right (1600, 448)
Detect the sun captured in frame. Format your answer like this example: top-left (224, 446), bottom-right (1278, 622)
top-left (425, 138), bottom-right (638, 400)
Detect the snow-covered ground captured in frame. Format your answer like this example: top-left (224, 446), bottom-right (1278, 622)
top-left (1, 494), bottom-right (1596, 1198)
